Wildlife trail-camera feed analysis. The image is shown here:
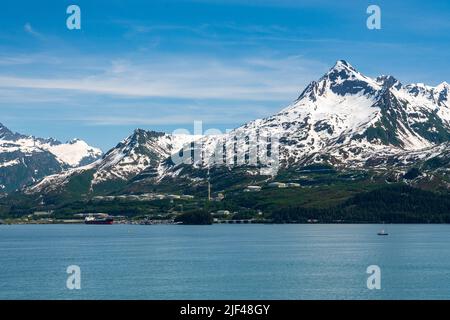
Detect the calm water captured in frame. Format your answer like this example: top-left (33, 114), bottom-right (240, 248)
top-left (0, 224), bottom-right (449, 300)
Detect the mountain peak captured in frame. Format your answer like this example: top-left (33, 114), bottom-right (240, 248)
top-left (325, 60), bottom-right (360, 79)
top-left (131, 128), bottom-right (165, 139)
top-left (331, 59), bottom-right (355, 71)
top-left (295, 60), bottom-right (381, 101)
top-left (317, 60), bottom-right (380, 96)
top-left (0, 123), bottom-right (21, 140)
top-left (0, 123), bottom-right (12, 135)
top-left (435, 82), bottom-right (449, 106)
top-left (376, 75), bottom-right (402, 90)
top-left (436, 81), bottom-right (449, 91)
top-left (116, 129), bottom-right (167, 153)
top-left (134, 128), bottom-right (145, 133)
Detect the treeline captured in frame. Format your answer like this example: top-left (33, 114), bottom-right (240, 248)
top-left (270, 185), bottom-right (450, 223)
top-left (174, 211), bottom-right (213, 225)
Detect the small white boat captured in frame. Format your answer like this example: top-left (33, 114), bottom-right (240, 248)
top-left (377, 229), bottom-right (388, 236)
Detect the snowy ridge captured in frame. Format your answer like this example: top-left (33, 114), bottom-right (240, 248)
top-left (169, 60), bottom-right (450, 176)
top-left (46, 139), bottom-right (102, 167)
top-left (174, 60), bottom-right (450, 172)
top-left (92, 130), bottom-right (197, 185)
top-left (0, 123), bottom-right (103, 192)
top-left (28, 129), bottom-right (199, 193)
top-left (0, 124), bottom-right (102, 168)
top-left (26, 60), bottom-right (450, 194)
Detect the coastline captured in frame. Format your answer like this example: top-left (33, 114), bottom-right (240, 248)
top-left (0, 220), bottom-right (446, 225)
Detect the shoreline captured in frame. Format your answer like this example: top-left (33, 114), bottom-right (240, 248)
top-left (1, 221), bottom-right (449, 225)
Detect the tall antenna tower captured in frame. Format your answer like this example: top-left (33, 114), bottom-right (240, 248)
top-left (207, 166), bottom-right (211, 201)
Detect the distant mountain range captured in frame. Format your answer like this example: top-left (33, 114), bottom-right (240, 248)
top-left (0, 124), bottom-right (102, 192)
top-left (10, 60), bottom-right (450, 197)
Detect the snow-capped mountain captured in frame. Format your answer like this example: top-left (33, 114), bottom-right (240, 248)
top-left (0, 123), bottom-right (102, 192)
top-left (27, 60), bottom-right (450, 195)
top-left (174, 60), bottom-right (450, 171)
top-left (91, 129), bottom-right (196, 185)
top-left (45, 138), bottom-right (102, 167)
top-left (28, 129), bottom-right (198, 194)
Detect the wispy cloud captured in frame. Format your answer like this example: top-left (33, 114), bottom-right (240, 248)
top-left (0, 56), bottom-right (33, 66)
top-left (3, 99), bottom-right (275, 127)
top-left (74, 114), bottom-right (239, 126)
top-left (0, 54), bottom-right (326, 101)
top-left (23, 23), bottom-right (44, 39)
top-left (0, 51), bottom-right (327, 141)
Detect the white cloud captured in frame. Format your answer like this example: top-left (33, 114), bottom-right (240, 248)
top-left (0, 54), bottom-right (326, 101)
top-left (0, 56), bottom-right (33, 66)
top-left (76, 115), bottom-right (232, 126)
top-left (23, 23), bottom-right (44, 39)
top-left (0, 52), bottom-right (329, 133)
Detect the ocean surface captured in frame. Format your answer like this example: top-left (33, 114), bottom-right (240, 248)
top-left (0, 224), bottom-right (449, 300)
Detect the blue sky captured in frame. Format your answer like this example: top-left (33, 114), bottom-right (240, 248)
top-left (1, 0), bottom-right (450, 150)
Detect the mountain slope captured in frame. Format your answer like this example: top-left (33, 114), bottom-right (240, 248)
top-left (25, 60), bottom-right (450, 197)
top-left (172, 60), bottom-right (450, 172)
top-left (28, 129), bottom-right (197, 195)
top-left (0, 123), bottom-right (102, 192)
